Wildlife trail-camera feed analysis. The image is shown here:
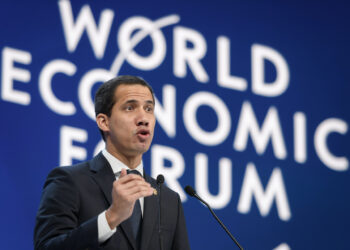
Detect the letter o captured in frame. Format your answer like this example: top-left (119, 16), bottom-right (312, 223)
top-left (118, 16), bottom-right (166, 70)
top-left (183, 91), bottom-right (231, 146)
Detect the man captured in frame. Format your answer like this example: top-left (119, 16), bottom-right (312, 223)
top-left (34, 75), bottom-right (190, 250)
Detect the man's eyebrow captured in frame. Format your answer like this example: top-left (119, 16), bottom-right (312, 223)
top-left (145, 100), bottom-right (154, 105)
top-left (124, 99), bottom-right (138, 104)
top-left (123, 99), bottom-right (154, 105)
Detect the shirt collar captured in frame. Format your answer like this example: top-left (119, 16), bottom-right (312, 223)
top-left (102, 149), bottom-right (143, 176)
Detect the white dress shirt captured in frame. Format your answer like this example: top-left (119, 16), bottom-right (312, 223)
top-left (97, 149), bottom-right (145, 243)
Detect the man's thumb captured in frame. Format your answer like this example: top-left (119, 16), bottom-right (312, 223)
top-left (120, 168), bottom-right (127, 177)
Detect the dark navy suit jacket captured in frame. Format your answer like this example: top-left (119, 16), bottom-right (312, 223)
top-left (34, 153), bottom-right (190, 250)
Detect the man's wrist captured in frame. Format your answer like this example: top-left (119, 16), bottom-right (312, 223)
top-left (98, 211), bottom-right (116, 243)
top-left (105, 208), bottom-right (121, 229)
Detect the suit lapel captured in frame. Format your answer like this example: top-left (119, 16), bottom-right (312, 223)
top-left (89, 153), bottom-right (115, 205)
top-left (120, 217), bottom-right (138, 250)
top-left (140, 174), bottom-right (159, 250)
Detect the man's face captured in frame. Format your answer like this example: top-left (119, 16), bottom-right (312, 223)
top-left (104, 84), bottom-right (156, 158)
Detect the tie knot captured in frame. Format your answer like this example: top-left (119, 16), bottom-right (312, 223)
top-left (115, 169), bottom-right (142, 178)
top-left (127, 169), bottom-right (142, 176)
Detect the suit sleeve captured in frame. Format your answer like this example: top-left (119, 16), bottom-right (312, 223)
top-left (34, 167), bottom-right (99, 250)
top-left (172, 194), bottom-right (191, 250)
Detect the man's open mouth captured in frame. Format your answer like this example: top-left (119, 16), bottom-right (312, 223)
top-left (137, 129), bottom-right (150, 140)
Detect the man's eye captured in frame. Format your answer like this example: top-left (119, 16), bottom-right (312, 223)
top-left (145, 106), bottom-right (153, 112)
top-left (126, 106), bottom-right (133, 111)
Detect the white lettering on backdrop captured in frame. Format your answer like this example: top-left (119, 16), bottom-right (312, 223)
top-left (0, 0), bottom-right (348, 226)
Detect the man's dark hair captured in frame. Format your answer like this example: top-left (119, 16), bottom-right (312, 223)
top-left (94, 75), bottom-right (155, 141)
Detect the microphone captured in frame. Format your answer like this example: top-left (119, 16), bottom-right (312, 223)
top-left (156, 175), bottom-right (164, 250)
top-left (157, 175), bottom-right (164, 185)
top-left (185, 185), bottom-right (243, 250)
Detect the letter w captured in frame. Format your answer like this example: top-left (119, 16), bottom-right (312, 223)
top-left (58, 0), bottom-right (114, 59)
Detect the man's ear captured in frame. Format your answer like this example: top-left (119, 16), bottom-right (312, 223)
top-left (96, 113), bottom-right (109, 132)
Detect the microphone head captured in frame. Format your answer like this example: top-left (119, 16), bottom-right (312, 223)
top-left (185, 185), bottom-right (196, 197)
top-left (156, 174), bottom-right (164, 184)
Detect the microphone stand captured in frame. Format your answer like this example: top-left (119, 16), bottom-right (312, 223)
top-left (157, 175), bottom-right (165, 250)
top-left (185, 186), bottom-right (243, 250)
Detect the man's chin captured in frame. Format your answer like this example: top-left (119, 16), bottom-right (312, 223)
top-left (134, 143), bottom-right (151, 153)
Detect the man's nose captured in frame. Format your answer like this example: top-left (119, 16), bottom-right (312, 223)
top-left (136, 110), bottom-right (149, 126)
top-left (137, 119), bottom-right (149, 126)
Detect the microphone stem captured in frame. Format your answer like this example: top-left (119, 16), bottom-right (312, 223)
top-left (196, 195), bottom-right (243, 250)
top-left (158, 183), bottom-right (164, 250)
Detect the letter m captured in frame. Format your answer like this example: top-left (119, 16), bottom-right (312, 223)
top-left (237, 163), bottom-right (291, 221)
top-left (234, 101), bottom-right (287, 160)
top-left (58, 0), bottom-right (114, 59)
